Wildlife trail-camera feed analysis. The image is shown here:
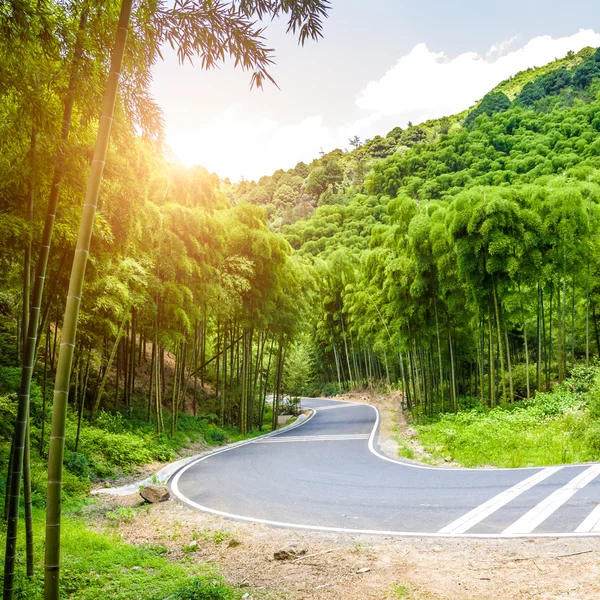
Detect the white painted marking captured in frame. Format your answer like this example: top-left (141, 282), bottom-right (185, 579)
top-left (170, 397), bottom-right (600, 538)
top-left (316, 404), bottom-right (363, 411)
top-left (438, 467), bottom-right (561, 534)
top-left (503, 464), bottom-right (600, 535)
top-left (254, 434), bottom-right (369, 444)
top-left (575, 503), bottom-right (600, 533)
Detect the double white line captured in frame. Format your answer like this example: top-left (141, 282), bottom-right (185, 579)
top-left (254, 433), bottom-right (370, 444)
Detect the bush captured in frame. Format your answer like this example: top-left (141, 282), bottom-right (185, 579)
top-left (170, 577), bottom-right (236, 600)
top-left (95, 411), bottom-right (130, 434)
top-left (74, 426), bottom-right (154, 470)
top-left (66, 452), bottom-right (93, 479)
top-left (203, 424), bottom-right (227, 445)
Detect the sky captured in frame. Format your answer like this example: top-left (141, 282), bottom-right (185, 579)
top-left (151, 0), bottom-right (600, 182)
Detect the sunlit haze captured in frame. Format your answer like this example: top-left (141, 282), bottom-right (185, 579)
top-left (151, 0), bottom-right (600, 181)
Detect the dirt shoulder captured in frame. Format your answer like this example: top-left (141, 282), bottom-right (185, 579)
top-left (333, 390), bottom-right (456, 467)
top-left (94, 493), bottom-right (600, 600)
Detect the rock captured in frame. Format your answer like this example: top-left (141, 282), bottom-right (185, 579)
top-left (444, 456), bottom-right (452, 462)
top-left (277, 414), bottom-right (293, 426)
top-left (356, 567), bottom-right (371, 573)
top-left (241, 594), bottom-right (252, 599)
top-left (405, 428), bottom-right (418, 438)
top-left (228, 538), bottom-right (241, 548)
top-left (140, 485), bottom-right (170, 503)
top-left (274, 545), bottom-right (307, 560)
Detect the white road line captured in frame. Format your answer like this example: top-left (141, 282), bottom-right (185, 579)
top-left (171, 398), bottom-right (600, 538)
top-left (575, 503), bottom-right (600, 533)
top-left (438, 467), bottom-right (562, 534)
top-left (316, 404), bottom-right (362, 411)
top-left (503, 464), bottom-right (600, 535)
top-left (254, 434), bottom-right (370, 443)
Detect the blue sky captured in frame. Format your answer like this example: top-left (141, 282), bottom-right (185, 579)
top-left (151, 0), bottom-right (600, 181)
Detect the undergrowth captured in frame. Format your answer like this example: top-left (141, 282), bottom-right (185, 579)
top-left (0, 507), bottom-right (243, 600)
top-left (415, 364), bottom-right (600, 467)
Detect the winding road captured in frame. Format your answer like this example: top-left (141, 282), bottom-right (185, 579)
top-left (171, 398), bottom-right (600, 538)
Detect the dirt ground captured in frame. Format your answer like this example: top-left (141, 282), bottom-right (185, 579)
top-left (93, 392), bottom-right (600, 600)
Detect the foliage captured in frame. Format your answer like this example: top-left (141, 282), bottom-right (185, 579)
top-left (170, 576), bottom-right (237, 600)
top-left (416, 367), bottom-right (600, 467)
top-left (0, 508), bottom-right (241, 600)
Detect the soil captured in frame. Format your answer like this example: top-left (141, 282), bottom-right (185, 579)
top-left (90, 391), bottom-right (600, 599)
top-left (335, 390), bottom-right (454, 466)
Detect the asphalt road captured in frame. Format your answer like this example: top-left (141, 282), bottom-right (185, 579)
top-left (171, 399), bottom-right (600, 537)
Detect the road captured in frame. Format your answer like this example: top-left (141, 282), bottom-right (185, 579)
top-left (171, 398), bottom-right (600, 537)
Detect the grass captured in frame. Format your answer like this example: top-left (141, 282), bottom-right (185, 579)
top-left (396, 438), bottom-right (416, 460)
top-left (414, 365), bottom-right (600, 468)
top-left (0, 507), bottom-right (243, 600)
top-left (0, 363), bottom-right (276, 598)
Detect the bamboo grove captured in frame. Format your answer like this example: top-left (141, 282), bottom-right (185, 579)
top-left (0, 0), bottom-right (331, 598)
top-left (279, 47), bottom-right (600, 413)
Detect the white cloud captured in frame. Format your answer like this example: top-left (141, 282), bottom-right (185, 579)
top-left (167, 104), bottom-right (339, 181)
top-left (356, 29), bottom-right (600, 125)
top-left (165, 29), bottom-right (600, 181)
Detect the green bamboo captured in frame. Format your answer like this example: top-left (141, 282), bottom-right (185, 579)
top-left (23, 128), bottom-right (36, 579)
top-left (44, 3), bottom-right (132, 597)
top-left (3, 126), bottom-right (36, 599)
top-left (3, 9), bottom-right (90, 597)
top-left (23, 423), bottom-right (33, 578)
top-left (91, 312), bottom-right (129, 419)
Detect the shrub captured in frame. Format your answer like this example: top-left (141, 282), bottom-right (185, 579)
top-left (74, 426), bottom-right (154, 469)
top-left (171, 577), bottom-right (236, 600)
top-left (203, 425), bottom-right (227, 445)
top-left (95, 410), bottom-right (130, 434)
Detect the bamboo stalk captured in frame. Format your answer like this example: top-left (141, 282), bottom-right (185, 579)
top-left (44, 3), bottom-right (132, 597)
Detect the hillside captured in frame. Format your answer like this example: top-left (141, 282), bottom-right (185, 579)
top-left (259, 47), bottom-right (600, 419)
top-left (227, 46), bottom-right (598, 233)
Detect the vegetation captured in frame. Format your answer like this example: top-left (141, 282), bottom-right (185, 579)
top-left (0, 0), bottom-right (330, 598)
top-left (4, 0), bottom-right (600, 595)
top-left (417, 365), bottom-right (600, 467)
top-left (0, 505), bottom-right (242, 600)
top-left (270, 47), bottom-right (600, 415)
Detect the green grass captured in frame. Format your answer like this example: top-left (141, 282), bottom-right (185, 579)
top-left (396, 437), bottom-right (416, 460)
top-left (0, 507), bottom-right (243, 600)
top-left (415, 365), bottom-right (600, 468)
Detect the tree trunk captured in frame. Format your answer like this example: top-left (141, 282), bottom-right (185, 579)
top-left (487, 304), bottom-right (495, 408)
top-left (92, 312), bottom-right (128, 419)
top-left (492, 279), bottom-right (507, 405)
top-left (40, 324), bottom-right (49, 453)
top-left (44, 3), bottom-right (132, 597)
top-left (448, 325), bottom-right (457, 412)
top-left (434, 299), bottom-right (445, 411)
top-left (148, 340), bottom-right (155, 422)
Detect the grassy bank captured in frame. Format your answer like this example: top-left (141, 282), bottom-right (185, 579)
top-left (414, 366), bottom-right (600, 468)
top-left (0, 504), bottom-right (242, 600)
top-left (0, 364), bottom-right (272, 598)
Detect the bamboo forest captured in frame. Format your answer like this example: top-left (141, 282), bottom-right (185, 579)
top-left (3, 1), bottom-right (600, 599)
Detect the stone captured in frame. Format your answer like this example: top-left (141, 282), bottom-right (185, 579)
top-left (228, 538), bottom-right (241, 548)
top-left (356, 567), bottom-right (371, 573)
top-left (405, 428), bottom-right (418, 438)
top-left (274, 545), bottom-right (307, 560)
top-left (140, 485), bottom-right (170, 503)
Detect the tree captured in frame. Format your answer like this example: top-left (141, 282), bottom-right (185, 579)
top-left (42, 2), bottom-right (331, 597)
top-left (348, 135), bottom-right (362, 149)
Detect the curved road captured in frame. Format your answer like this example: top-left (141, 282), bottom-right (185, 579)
top-left (171, 399), bottom-right (600, 537)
